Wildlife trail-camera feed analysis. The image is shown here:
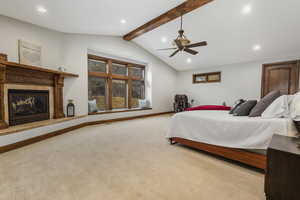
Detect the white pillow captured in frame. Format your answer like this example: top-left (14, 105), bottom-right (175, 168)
top-left (88, 99), bottom-right (98, 113)
top-left (290, 92), bottom-right (300, 120)
top-left (138, 99), bottom-right (150, 108)
top-left (261, 95), bottom-right (290, 118)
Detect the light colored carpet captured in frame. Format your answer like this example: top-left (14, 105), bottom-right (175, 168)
top-left (0, 114), bottom-right (265, 200)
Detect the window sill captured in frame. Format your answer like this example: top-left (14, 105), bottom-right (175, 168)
top-left (88, 107), bottom-right (152, 115)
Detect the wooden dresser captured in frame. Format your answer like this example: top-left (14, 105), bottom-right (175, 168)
top-left (265, 135), bottom-right (300, 200)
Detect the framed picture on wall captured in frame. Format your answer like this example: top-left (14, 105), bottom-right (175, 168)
top-left (193, 72), bottom-right (221, 84)
top-left (18, 40), bottom-right (42, 66)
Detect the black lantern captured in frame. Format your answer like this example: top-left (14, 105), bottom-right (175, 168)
top-left (67, 99), bottom-right (75, 117)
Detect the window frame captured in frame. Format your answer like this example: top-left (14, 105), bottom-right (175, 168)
top-left (87, 54), bottom-right (146, 113)
top-left (193, 72), bottom-right (221, 84)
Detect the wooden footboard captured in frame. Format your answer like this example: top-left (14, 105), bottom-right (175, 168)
top-left (170, 137), bottom-right (266, 171)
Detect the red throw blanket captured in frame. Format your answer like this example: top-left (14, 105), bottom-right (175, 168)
top-left (185, 105), bottom-right (231, 111)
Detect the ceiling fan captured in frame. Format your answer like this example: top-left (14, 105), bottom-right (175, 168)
top-left (158, 15), bottom-right (207, 57)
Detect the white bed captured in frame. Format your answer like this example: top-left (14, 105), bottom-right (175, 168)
top-left (167, 110), bottom-right (298, 150)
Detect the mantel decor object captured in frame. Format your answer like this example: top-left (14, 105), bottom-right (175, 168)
top-left (18, 40), bottom-right (42, 66)
top-left (58, 66), bottom-right (67, 72)
top-left (67, 99), bottom-right (75, 117)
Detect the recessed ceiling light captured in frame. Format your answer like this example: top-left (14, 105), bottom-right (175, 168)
top-left (120, 19), bottom-right (127, 24)
top-left (253, 44), bottom-right (261, 51)
top-left (36, 6), bottom-right (47, 14)
top-left (161, 37), bottom-right (167, 43)
top-left (187, 58), bottom-right (192, 63)
top-left (242, 4), bottom-right (252, 15)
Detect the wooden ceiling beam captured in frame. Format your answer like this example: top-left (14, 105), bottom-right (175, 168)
top-left (123, 0), bottom-right (214, 41)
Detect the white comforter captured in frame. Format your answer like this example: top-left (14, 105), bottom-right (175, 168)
top-left (167, 111), bottom-right (298, 149)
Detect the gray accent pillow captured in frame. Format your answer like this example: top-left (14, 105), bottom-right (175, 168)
top-left (229, 99), bottom-right (246, 114)
top-left (249, 90), bottom-right (281, 117)
top-left (233, 100), bottom-right (257, 116)
top-left (88, 99), bottom-right (98, 113)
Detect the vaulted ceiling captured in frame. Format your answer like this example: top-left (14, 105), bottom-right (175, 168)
top-left (1, 0), bottom-right (300, 71)
top-left (0, 0), bottom-right (184, 35)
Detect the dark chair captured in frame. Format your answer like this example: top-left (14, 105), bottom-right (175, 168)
top-left (173, 95), bottom-right (190, 113)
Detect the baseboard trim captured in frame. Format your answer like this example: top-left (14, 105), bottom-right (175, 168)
top-left (0, 111), bottom-right (173, 154)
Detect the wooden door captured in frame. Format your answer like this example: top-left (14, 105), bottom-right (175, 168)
top-left (261, 60), bottom-right (300, 97)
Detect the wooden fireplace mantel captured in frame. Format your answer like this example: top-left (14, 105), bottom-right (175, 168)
top-left (0, 53), bottom-right (79, 129)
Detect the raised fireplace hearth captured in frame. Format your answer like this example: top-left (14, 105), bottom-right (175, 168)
top-left (0, 53), bottom-right (78, 129)
top-left (8, 89), bottom-right (50, 126)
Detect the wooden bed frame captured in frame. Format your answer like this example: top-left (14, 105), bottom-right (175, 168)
top-left (169, 137), bottom-right (266, 171)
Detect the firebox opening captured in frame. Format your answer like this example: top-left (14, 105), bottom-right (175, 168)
top-left (8, 89), bottom-right (50, 126)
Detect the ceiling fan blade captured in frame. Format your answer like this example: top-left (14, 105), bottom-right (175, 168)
top-left (170, 50), bottom-right (180, 57)
top-left (185, 41), bottom-right (207, 48)
top-left (184, 48), bottom-right (198, 55)
top-left (157, 47), bottom-right (178, 51)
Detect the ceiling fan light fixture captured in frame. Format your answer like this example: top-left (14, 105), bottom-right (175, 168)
top-left (157, 14), bottom-right (207, 58)
top-left (180, 37), bottom-right (191, 46)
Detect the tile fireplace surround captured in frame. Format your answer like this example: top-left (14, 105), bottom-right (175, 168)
top-left (0, 53), bottom-right (78, 129)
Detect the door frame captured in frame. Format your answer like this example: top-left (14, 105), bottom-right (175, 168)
top-left (261, 60), bottom-right (300, 97)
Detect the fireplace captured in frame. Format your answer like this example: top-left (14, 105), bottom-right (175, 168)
top-left (0, 53), bottom-right (78, 129)
top-left (8, 89), bottom-right (50, 126)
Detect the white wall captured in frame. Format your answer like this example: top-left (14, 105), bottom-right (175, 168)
top-left (0, 15), bottom-right (177, 146)
top-left (176, 62), bottom-right (261, 106)
top-left (0, 15), bottom-right (64, 68)
top-left (176, 55), bottom-right (300, 107)
top-left (62, 34), bottom-right (177, 116)
top-left (0, 15), bottom-right (177, 116)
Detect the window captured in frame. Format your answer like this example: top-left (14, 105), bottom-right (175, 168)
top-left (88, 54), bottom-right (146, 113)
top-left (112, 79), bottom-right (127, 109)
top-left (132, 80), bottom-right (145, 108)
top-left (88, 59), bottom-right (107, 73)
top-left (88, 77), bottom-right (107, 111)
top-left (112, 63), bottom-right (127, 75)
top-left (131, 67), bottom-right (144, 79)
top-left (193, 72), bottom-right (221, 84)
